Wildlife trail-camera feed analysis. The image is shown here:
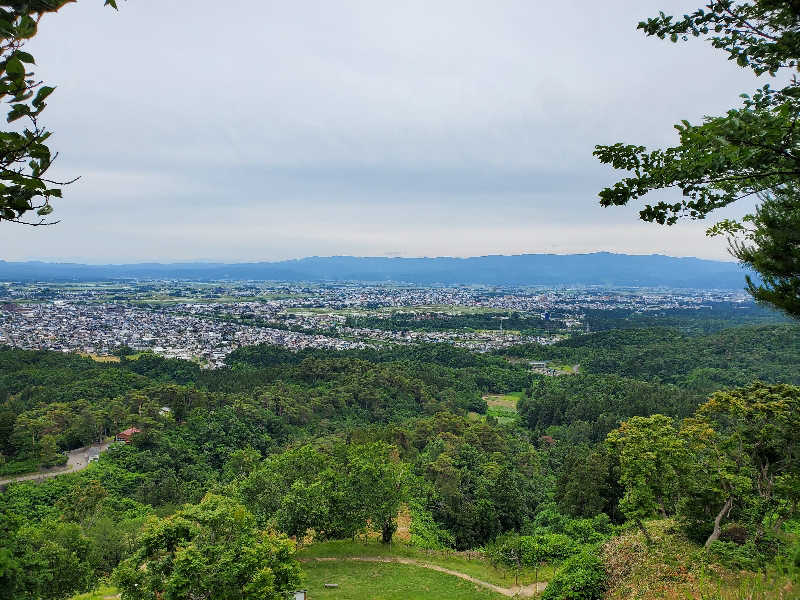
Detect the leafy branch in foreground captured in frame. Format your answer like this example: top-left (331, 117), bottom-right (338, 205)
top-left (594, 85), bottom-right (800, 225)
top-left (594, 1), bottom-right (800, 316)
top-left (0, 0), bottom-right (118, 226)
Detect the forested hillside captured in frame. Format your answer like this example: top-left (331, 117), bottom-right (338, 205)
top-left (500, 324), bottom-right (800, 392)
top-left (1, 322), bottom-right (799, 599)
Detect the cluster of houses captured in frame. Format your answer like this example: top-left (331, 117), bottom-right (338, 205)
top-left (0, 300), bottom-right (371, 368)
top-left (529, 361), bottom-right (562, 376)
top-left (0, 281), bottom-right (756, 367)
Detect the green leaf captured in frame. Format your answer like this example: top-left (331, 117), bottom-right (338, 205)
top-left (14, 51), bottom-right (35, 65)
top-left (32, 85), bottom-right (55, 108)
top-left (16, 15), bottom-right (37, 39)
top-left (7, 104), bottom-right (29, 122)
top-left (5, 57), bottom-right (24, 78)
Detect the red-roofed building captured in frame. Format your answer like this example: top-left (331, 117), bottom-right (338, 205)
top-left (115, 427), bottom-right (141, 443)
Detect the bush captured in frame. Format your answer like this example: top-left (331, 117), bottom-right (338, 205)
top-left (707, 540), bottom-right (761, 571)
top-left (488, 532), bottom-right (578, 572)
top-left (563, 514), bottom-right (613, 545)
top-left (541, 547), bottom-right (607, 600)
top-left (534, 533), bottom-right (578, 561)
top-left (408, 500), bottom-right (454, 550)
top-left (707, 534), bottom-right (783, 571)
top-left (0, 457), bottom-right (40, 476)
top-left (718, 522), bottom-right (748, 545)
top-left (531, 504), bottom-right (569, 531)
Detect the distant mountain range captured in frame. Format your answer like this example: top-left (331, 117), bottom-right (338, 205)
top-left (0, 253), bottom-right (755, 288)
top-left (0, 252), bottom-right (745, 289)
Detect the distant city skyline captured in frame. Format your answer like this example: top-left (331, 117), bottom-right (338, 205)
top-left (2, 1), bottom-right (769, 262)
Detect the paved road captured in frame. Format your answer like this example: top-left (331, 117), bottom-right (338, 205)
top-left (305, 556), bottom-right (547, 597)
top-left (0, 441), bottom-right (111, 487)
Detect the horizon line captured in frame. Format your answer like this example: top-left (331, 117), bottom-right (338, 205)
top-left (0, 250), bottom-right (740, 266)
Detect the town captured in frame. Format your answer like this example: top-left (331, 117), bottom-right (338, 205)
top-left (0, 280), bottom-right (760, 367)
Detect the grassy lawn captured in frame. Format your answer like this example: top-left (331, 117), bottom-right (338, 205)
top-left (67, 586), bottom-right (117, 600)
top-left (302, 559), bottom-right (508, 599)
top-left (299, 539), bottom-right (551, 588)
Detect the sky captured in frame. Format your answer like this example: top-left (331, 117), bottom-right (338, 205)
top-left (1, 0), bottom-right (774, 263)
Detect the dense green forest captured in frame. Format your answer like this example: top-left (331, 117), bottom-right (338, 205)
top-left (500, 324), bottom-right (800, 392)
top-left (343, 302), bottom-right (788, 335)
top-left (1, 321), bottom-right (799, 599)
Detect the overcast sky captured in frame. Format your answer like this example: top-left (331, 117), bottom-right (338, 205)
top-left (1, 1), bottom-right (772, 263)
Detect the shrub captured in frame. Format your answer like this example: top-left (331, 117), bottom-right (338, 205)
top-left (408, 500), bottom-right (454, 550)
top-left (563, 514), bottom-right (613, 545)
top-left (541, 547), bottom-right (607, 600)
top-left (488, 532), bottom-right (578, 571)
top-left (532, 504), bottom-right (569, 531)
top-left (707, 540), bottom-right (760, 571)
top-left (718, 522), bottom-right (748, 545)
top-left (707, 534), bottom-right (783, 571)
top-left (535, 533), bottom-right (578, 561)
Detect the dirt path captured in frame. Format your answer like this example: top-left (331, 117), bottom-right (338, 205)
top-left (0, 441), bottom-right (111, 487)
top-left (305, 556), bottom-right (547, 597)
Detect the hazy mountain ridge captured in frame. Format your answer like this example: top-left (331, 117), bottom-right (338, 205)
top-left (0, 252), bottom-right (753, 288)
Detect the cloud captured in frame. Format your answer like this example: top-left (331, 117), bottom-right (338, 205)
top-left (3, 0), bottom-right (765, 262)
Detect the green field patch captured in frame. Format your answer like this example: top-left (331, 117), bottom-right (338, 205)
top-left (302, 560), bottom-right (507, 600)
top-left (299, 539), bottom-right (549, 589)
top-left (483, 392), bottom-right (521, 409)
top-left (482, 393), bottom-right (520, 425)
top-left (67, 586), bottom-right (118, 600)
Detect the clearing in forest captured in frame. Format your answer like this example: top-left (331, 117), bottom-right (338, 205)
top-left (302, 560), bottom-right (510, 599)
top-left (299, 539), bottom-right (552, 592)
top-left (481, 392), bottom-right (521, 424)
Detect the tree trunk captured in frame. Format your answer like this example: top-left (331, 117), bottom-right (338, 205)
top-left (656, 496), bottom-right (668, 518)
top-left (705, 497), bottom-right (733, 548)
top-left (636, 518), bottom-right (653, 545)
top-left (381, 519), bottom-right (396, 544)
top-left (772, 516), bottom-right (787, 533)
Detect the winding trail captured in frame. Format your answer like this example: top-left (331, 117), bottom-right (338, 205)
top-left (0, 441), bottom-right (111, 488)
top-left (303, 556), bottom-right (547, 597)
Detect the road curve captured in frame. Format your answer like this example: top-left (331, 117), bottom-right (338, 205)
top-left (0, 441), bottom-right (111, 487)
